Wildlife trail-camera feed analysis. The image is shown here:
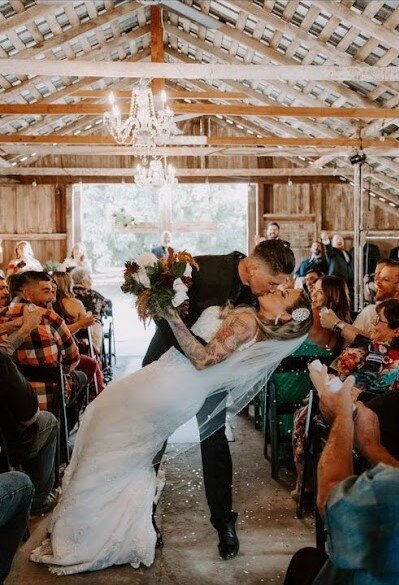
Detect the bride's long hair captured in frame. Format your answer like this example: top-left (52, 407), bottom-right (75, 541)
top-left (221, 290), bottom-right (313, 341)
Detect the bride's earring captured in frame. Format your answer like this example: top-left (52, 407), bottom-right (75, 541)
top-left (275, 314), bottom-right (281, 325)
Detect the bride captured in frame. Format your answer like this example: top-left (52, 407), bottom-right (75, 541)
top-left (31, 288), bottom-right (312, 574)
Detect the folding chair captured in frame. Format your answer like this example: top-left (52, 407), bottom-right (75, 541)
top-left (74, 327), bottom-right (99, 400)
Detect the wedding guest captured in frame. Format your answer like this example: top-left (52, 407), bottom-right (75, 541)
top-left (60, 242), bottom-right (92, 273)
top-left (71, 268), bottom-right (112, 321)
top-left (0, 271), bottom-right (85, 416)
top-left (320, 231), bottom-right (353, 290)
top-left (0, 275), bottom-right (9, 308)
top-left (51, 271), bottom-right (103, 395)
top-left (303, 268), bottom-right (325, 297)
top-left (6, 241), bottom-right (42, 277)
top-left (151, 231), bottom-right (172, 259)
top-left (0, 305), bottom-right (58, 515)
top-left (320, 259), bottom-right (399, 339)
top-left (295, 242), bottom-right (328, 280)
top-left (284, 368), bottom-right (399, 585)
top-left (0, 472), bottom-right (34, 584)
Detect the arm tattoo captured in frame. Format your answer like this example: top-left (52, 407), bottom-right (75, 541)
top-left (168, 311), bottom-right (257, 370)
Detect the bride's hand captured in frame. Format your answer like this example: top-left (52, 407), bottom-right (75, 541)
top-left (157, 306), bottom-right (179, 322)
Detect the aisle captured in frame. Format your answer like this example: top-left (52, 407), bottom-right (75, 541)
top-left (8, 415), bottom-right (314, 585)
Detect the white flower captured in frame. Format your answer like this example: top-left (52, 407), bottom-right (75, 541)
top-left (172, 277), bottom-right (188, 307)
top-left (173, 278), bottom-right (188, 293)
top-left (136, 252), bottom-right (158, 268)
top-left (183, 263), bottom-right (192, 278)
top-left (136, 267), bottom-right (151, 288)
top-left (172, 290), bottom-right (188, 307)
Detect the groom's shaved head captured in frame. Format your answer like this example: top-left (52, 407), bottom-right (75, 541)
top-left (252, 240), bottom-right (295, 275)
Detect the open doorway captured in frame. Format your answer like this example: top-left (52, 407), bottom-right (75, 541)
top-left (80, 182), bottom-right (250, 370)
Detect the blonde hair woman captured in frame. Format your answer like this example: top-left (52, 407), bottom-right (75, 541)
top-left (6, 241), bottom-right (42, 277)
top-left (60, 242), bottom-right (92, 273)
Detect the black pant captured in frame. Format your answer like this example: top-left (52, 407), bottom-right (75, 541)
top-left (284, 547), bottom-right (328, 585)
top-left (144, 329), bottom-right (234, 525)
top-left (66, 371), bottom-right (87, 432)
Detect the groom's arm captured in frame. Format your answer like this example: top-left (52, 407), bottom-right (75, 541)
top-left (166, 310), bottom-right (257, 370)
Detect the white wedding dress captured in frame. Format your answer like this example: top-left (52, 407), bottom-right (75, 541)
top-left (31, 307), bottom-right (305, 574)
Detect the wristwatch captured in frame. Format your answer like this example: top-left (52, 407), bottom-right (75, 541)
top-left (332, 320), bottom-right (345, 335)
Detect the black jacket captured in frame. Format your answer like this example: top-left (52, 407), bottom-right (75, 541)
top-left (0, 352), bottom-right (39, 464)
top-left (295, 256), bottom-right (328, 278)
top-left (325, 243), bottom-right (353, 285)
top-left (142, 251), bottom-right (253, 366)
top-left (349, 243), bottom-right (380, 276)
top-left (389, 246), bottom-right (399, 261)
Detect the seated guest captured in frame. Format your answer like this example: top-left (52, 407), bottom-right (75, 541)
top-left (0, 305), bottom-right (58, 515)
top-left (303, 268), bottom-right (325, 297)
top-left (0, 275), bottom-right (9, 308)
top-left (284, 367), bottom-right (399, 585)
top-left (321, 259), bottom-right (399, 338)
top-left (332, 299), bottom-right (399, 397)
top-left (291, 276), bottom-right (351, 498)
top-left (295, 242), bottom-right (328, 280)
top-left (51, 271), bottom-right (103, 394)
top-left (0, 271), bottom-right (86, 423)
top-left (0, 472), bottom-right (34, 584)
top-left (71, 267), bottom-right (112, 323)
top-left (60, 242), bottom-right (91, 273)
top-left (6, 241), bottom-right (42, 277)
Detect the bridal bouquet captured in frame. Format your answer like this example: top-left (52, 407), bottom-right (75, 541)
top-left (121, 249), bottom-right (199, 323)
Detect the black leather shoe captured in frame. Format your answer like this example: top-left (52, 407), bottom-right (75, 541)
top-left (152, 515), bottom-right (164, 548)
top-left (213, 512), bottom-right (239, 560)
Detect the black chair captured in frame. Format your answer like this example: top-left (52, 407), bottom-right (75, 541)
top-left (16, 363), bottom-right (69, 487)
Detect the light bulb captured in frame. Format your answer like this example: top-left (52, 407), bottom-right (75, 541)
top-left (160, 90), bottom-right (167, 104)
top-left (108, 92), bottom-right (115, 105)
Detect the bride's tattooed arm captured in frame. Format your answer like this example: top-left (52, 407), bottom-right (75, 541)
top-left (167, 311), bottom-right (258, 370)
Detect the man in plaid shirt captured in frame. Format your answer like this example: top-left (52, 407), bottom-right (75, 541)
top-left (0, 271), bottom-right (86, 417)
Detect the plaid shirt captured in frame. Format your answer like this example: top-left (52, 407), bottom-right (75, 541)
top-left (0, 303), bottom-right (80, 411)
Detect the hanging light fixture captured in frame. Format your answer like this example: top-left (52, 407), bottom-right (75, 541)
top-left (104, 79), bottom-right (180, 147)
top-left (135, 157), bottom-right (178, 188)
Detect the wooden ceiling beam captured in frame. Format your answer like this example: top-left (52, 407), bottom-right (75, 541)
top-left (150, 5), bottom-right (165, 97)
top-left (0, 134), bottom-right (397, 148)
top-left (71, 89), bottom-right (249, 100)
top-left (0, 103), bottom-right (398, 119)
top-left (0, 167), bottom-right (353, 177)
top-left (0, 60), bottom-right (398, 81)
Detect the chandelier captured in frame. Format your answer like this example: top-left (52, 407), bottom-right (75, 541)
top-left (104, 79), bottom-right (180, 147)
top-left (135, 158), bottom-right (178, 188)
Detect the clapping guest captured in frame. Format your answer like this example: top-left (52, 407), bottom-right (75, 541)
top-left (320, 231), bottom-right (353, 290)
top-left (6, 241), bottom-right (42, 277)
top-left (60, 243), bottom-right (91, 273)
top-left (284, 367), bottom-right (399, 585)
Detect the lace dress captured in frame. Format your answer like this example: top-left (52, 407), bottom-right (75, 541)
top-left (31, 306), bottom-right (258, 574)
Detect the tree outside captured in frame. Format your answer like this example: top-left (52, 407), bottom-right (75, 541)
top-left (82, 183), bottom-right (248, 271)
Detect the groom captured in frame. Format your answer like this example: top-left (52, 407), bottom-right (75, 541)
top-left (143, 239), bottom-right (296, 559)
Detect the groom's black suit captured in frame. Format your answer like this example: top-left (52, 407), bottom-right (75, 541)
top-left (142, 251), bottom-right (253, 524)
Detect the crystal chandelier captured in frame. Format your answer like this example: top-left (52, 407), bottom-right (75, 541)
top-left (104, 79), bottom-right (180, 147)
top-left (135, 158), bottom-right (178, 188)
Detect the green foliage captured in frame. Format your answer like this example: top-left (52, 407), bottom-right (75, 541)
top-left (82, 183), bottom-right (248, 270)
